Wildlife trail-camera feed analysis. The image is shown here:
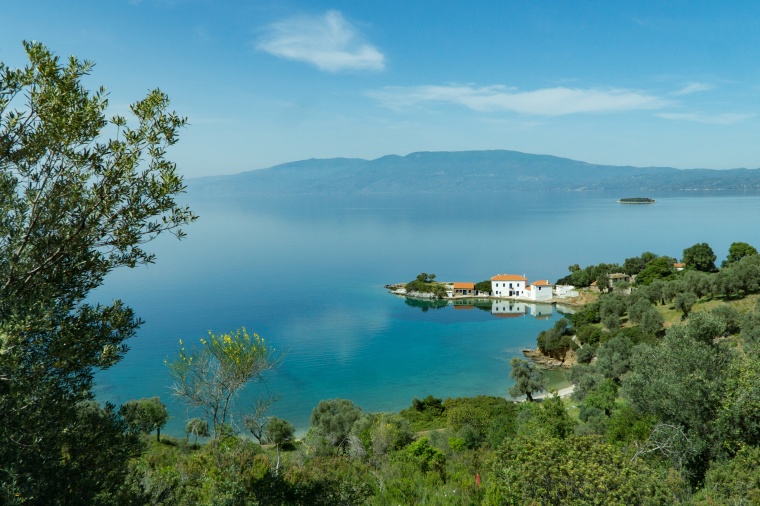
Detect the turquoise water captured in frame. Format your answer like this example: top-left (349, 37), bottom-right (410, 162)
top-left (93, 190), bottom-right (760, 434)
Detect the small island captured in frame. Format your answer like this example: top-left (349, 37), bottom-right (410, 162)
top-left (617, 197), bottom-right (655, 204)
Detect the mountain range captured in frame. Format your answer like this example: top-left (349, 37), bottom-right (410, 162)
top-left (188, 150), bottom-right (760, 194)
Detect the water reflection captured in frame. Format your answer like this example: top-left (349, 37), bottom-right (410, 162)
top-left (405, 297), bottom-right (556, 319)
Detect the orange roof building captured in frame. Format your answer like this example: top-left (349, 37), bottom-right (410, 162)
top-left (452, 281), bottom-right (475, 296)
top-left (490, 274), bottom-right (527, 281)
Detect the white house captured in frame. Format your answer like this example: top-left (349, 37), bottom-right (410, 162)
top-left (555, 285), bottom-right (578, 298)
top-left (491, 274), bottom-right (527, 298)
top-left (527, 279), bottom-right (553, 301)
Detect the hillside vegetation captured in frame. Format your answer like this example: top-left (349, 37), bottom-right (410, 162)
top-left (110, 241), bottom-right (760, 505)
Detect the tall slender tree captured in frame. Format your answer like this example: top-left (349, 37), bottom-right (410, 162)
top-left (0, 41), bottom-right (195, 503)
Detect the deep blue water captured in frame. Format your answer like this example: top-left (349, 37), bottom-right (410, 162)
top-left (93, 190), bottom-right (760, 435)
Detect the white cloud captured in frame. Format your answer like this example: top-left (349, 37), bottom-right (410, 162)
top-left (656, 112), bottom-right (755, 125)
top-left (674, 82), bottom-right (714, 96)
top-left (367, 84), bottom-right (670, 116)
top-left (257, 10), bottom-right (384, 72)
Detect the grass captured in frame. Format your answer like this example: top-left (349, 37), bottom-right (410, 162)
top-left (655, 292), bottom-right (760, 327)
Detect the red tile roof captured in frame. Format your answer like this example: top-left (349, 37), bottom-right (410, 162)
top-left (491, 274), bottom-right (527, 281)
top-left (453, 282), bottom-right (475, 289)
top-left (531, 279), bottom-right (553, 286)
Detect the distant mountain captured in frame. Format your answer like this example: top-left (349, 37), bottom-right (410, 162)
top-left (188, 150), bottom-right (760, 194)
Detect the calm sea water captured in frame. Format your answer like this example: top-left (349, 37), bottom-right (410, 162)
top-left (93, 190), bottom-right (760, 435)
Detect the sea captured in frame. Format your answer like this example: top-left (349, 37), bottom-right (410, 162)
top-left (92, 190), bottom-right (760, 435)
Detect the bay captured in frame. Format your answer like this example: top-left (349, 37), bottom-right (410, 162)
top-left (93, 190), bottom-right (760, 435)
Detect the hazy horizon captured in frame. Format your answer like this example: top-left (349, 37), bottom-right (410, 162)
top-left (4, 2), bottom-right (760, 179)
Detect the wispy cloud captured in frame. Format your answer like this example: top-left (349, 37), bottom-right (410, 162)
top-left (656, 112), bottom-right (755, 125)
top-left (257, 10), bottom-right (384, 72)
top-left (674, 82), bottom-right (714, 96)
top-left (367, 84), bottom-right (669, 116)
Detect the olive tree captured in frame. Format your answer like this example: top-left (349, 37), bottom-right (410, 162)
top-left (265, 417), bottom-right (295, 476)
top-left (185, 418), bottom-right (210, 443)
top-left (120, 397), bottom-right (170, 442)
top-left (508, 357), bottom-right (546, 402)
top-left (0, 42), bottom-right (195, 503)
top-left (310, 398), bottom-right (363, 452)
top-left (167, 328), bottom-right (280, 439)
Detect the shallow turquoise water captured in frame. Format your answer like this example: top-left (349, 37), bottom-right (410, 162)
top-left (93, 190), bottom-right (760, 434)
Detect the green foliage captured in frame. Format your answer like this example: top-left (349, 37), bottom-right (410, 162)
top-left (536, 318), bottom-right (576, 362)
top-left (0, 42), bottom-right (195, 503)
top-left (599, 292), bottom-right (628, 331)
top-left (399, 395), bottom-right (446, 431)
top-left (605, 406), bottom-right (656, 448)
top-left (714, 352), bottom-right (760, 454)
top-left (713, 253), bottom-right (760, 298)
top-left (576, 343), bottom-right (597, 364)
top-left (711, 304), bottom-right (741, 336)
top-left (185, 418), bottom-right (210, 441)
top-left (517, 394), bottom-right (576, 439)
top-left (266, 417), bottom-right (295, 448)
top-left (638, 306), bottom-right (665, 338)
top-left (674, 291), bottom-right (698, 318)
top-left (557, 261), bottom-right (621, 287)
top-left (120, 396), bottom-right (170, 442)
top-left (584, 378), bottom-right (619, 416)
top-left (570, 300), bottom-right (602, 327)
top-left (681, 269), bottom-right (712, 298)
top-left (568, 363), bottom-right (604, 402)
top-left (508, 357), bottom-right (547, 401)
top-left (623, 312), bottom-right (734, 481)
top-left (692, 446), bottom-right (760, 505)
top-left (682, 242), bottom-right (717, 272)
top-left (623, 252), bottom-right (658, 276)
top-left (486, 435), bottom-right (671, 505)
top-left (350, 412), bottom-right (414, 464)
top-left (575, 323), bottom-right (603, 345)
top-left (266, 417), bottom-right (295, 476)
top-left (404, 437), bottom-right (446, 476)
top-left (636, 256), bottom-right (677, 285)
top-left (167, 328), bottom-right (280, 440)
top-left (310, 398), bottom-right (363, 452)
top-left (405, 272), bottom-right (447, 298)
top-left (595, 335), bottom-right (634, 381)
top-left (723, 241), bottom-right (759, 267)
top-left (474, 280), bottom-right (491, 292)
top-left (741, 311), bottom-right (760, 348)
top-left (445, 396), bottom-right (518, 449)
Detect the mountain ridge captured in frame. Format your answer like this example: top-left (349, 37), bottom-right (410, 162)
top-left (188, 149), bottom-right (760, 195)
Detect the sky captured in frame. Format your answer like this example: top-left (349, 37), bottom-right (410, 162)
top-left (3, 1), bottom-right (760, 178)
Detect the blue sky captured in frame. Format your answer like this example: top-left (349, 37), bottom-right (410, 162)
top-left (4, 1), bottom-right (760, 177)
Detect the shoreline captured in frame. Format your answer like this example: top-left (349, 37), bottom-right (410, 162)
top-left (385, 282), bottom-right (589, 307)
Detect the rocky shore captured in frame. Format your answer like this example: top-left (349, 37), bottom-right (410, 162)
top-left (521, 348), bottom-right (577, 369)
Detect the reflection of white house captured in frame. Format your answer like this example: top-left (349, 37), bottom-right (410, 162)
top-left (491, 301), bottom-right (527, 317)
top-left (527, 280), bottom-right (553, 301)
top-left (527, 303), bottom-right (553, 318)
top-left (491, 274), bottom-right (527, 298)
